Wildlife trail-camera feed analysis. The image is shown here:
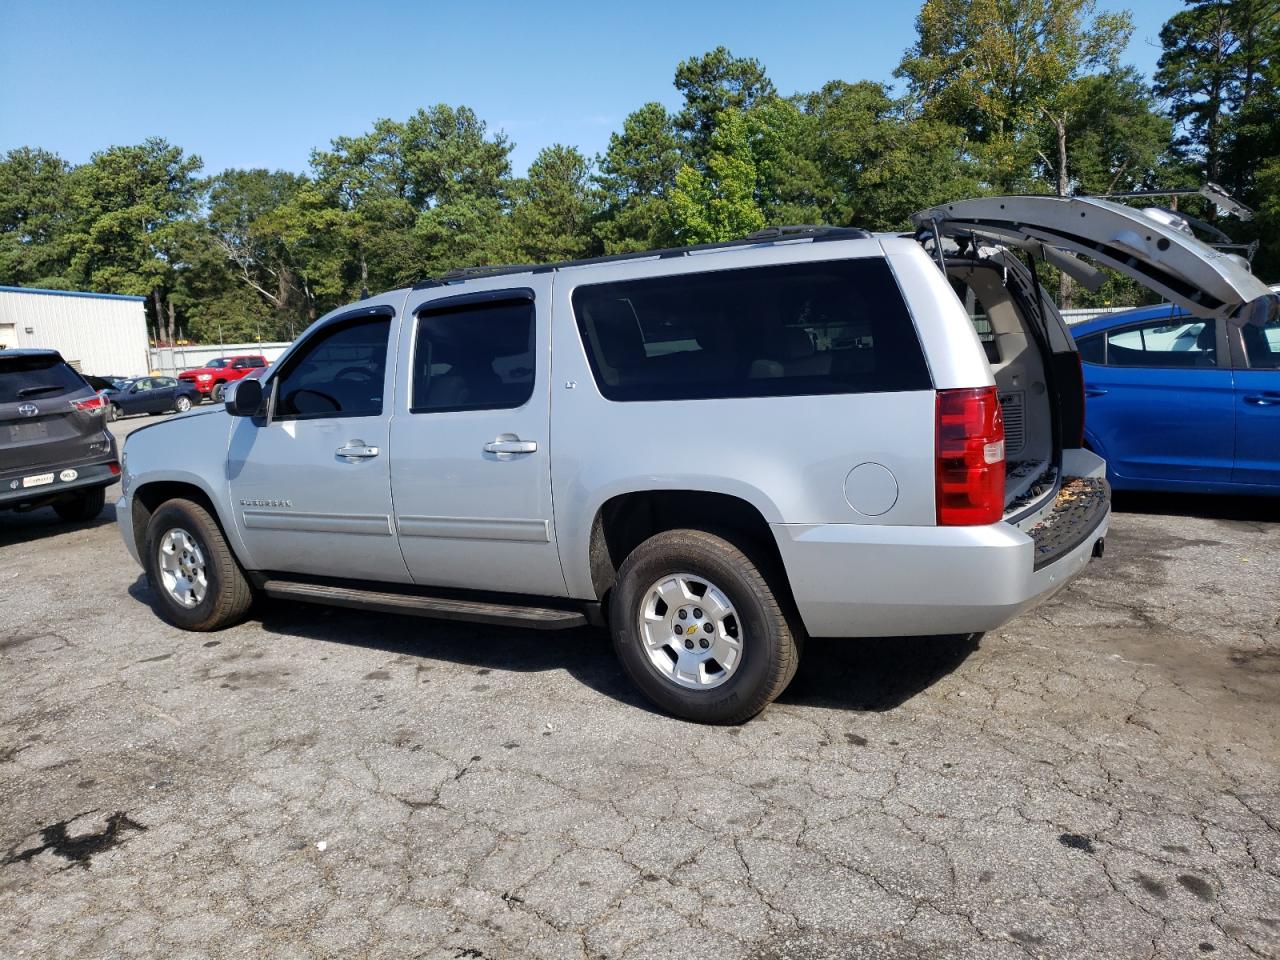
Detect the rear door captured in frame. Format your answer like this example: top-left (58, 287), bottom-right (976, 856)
top-left (149, 377), bottom-right (179, 412)
top-left (0, 354), bottom-right (103, 475)
top-left (389, 276), bottom-right (567, 597)
top-left (1086, 314), bottom-right (1234, 484)
top-left (1232, 297), bottom-right (1280, 486)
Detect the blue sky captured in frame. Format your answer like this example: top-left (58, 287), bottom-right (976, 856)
top-left (0, 0), bottom-right (1181, 177)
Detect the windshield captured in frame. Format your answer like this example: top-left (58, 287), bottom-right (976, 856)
top-left (206, 358), bottom-right (229, 369)
top-left (0, 355), bottom-right (88, 403)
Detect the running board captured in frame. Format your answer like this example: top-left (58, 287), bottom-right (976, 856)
top-left (261, 579), bottom-right (589, 630)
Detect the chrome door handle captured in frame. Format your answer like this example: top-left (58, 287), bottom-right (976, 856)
top-left (336, 440), bottom-right (380, 461)
top-left (1084, 387), bottom-right (1108, 397)
top-left (484, 438), bottom-right (537, 455)
top-left (1244, 394), bottom-right (1280, 407)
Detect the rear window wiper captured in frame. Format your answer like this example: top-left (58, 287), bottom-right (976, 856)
top-left (15, 384), bottom-right (69, 398)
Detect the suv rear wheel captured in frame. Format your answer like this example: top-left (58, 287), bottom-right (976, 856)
top-left (609, 529), bottom-right (800, 724)
top-left (53, 486), bottom-right (105, 522)
top-left (144, 499), bottom-right (253, 631)
top-left (210, 383), bottom-right (226, 402)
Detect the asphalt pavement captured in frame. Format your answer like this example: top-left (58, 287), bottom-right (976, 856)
top-left (1, 412), bottom-right (1277, 959)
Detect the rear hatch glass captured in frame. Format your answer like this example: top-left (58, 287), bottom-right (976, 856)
top-left (0, 354), bottom-right (88, 403)
top-left (1, 355), bottom-right (98, 473)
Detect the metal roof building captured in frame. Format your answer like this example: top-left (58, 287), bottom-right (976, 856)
top-left (0, 286), bottom-right (150, 377)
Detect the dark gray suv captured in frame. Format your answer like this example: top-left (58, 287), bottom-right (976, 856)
top-left (1, 349), bottom-right (120, 521)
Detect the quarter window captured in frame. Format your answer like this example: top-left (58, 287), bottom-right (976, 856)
top-left (273, 316), bottom-right (391, 419)
top-left (1241, 302), bottom-right (1280, 369)
top-left (1076, 333), bottom-right (1105, 365)
top-left (572, 258), bottom-right (931, 402)
top-left (1105, 318), bottom-right (1217, 368)
top-left (411, 298), bottom-right (536, 413)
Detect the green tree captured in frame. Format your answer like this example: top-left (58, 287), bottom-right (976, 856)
top-left (897, 0), bottom-right (1133, 193)
top-left (1155, 0), bottom-right (1278, 187)
top-left (674, 47), bottom-right (776, 159)
top-left (205, 168), bottom-right (314, 331)
top-left (1044, 68), bottom-right (1174, 195)
top-left (60, 138), bottom-right (204, 341)
top-left (508, 145), bottom-right (600, 263)
top-left (801, 80), bottom-right (980, 230)
top-left (594, 102), bottom-right (684, 252)
top-left (669, 110), bottom-right (765, 243)
top-left (0, 147), bottom-right (73, 287)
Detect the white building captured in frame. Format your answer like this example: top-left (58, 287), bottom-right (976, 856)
top-left (0, 285), bottom-right (151, 377)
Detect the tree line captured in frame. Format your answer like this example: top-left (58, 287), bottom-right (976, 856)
top-left (1, 0), bottom-right (1276, 344)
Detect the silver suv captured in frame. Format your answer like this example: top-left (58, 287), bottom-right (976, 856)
top-left (115, 197), bottom-right (1275, 722)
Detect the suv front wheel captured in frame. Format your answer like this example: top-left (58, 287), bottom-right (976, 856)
top-left (610, 529), bottom-right (800, 724)
top-left (144, 499), bottom-right (253, 631)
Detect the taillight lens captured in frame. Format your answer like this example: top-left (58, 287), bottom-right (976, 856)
top-left (936, 386), bottom-right (1005, 525)
top-left (72, 395), bottom-right (107, 415)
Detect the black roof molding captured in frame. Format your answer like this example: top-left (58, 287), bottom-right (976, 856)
top-left (413, 225), bottom-right (875, 287)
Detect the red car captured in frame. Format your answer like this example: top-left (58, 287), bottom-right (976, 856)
top-left (177, 355), bottom-right (268, 402)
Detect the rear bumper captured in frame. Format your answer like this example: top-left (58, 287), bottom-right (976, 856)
top-left (772, 505), bottom-right (1108, 638)
top-left (0, 459), bottom-right (120, 510)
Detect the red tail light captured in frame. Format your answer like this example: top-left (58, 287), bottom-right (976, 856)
top-left (936, 387), bottom-right (1005, 525)
top-left (72, 395), bottom-right (107, 415)
top-left (109, 462), bottom-right (121, 476)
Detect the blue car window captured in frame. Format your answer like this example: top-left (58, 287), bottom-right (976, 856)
top-left (1076, 333), bottom-right (1105, 365)
top-left (1106, 319), bottom-right (1216, 368)
top-left (1242, 317), bottom-right (1280, 369)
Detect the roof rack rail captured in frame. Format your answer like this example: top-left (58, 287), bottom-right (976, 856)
top-left (414, 223), bottom-right (873, 287)
top-left (744, 225), bottom-right (871, 241)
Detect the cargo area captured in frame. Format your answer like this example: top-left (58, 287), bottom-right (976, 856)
top-left (945, 261), bottom-right (1059, 516)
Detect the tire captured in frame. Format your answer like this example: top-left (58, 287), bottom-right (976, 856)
top-left (174, 395), bottom-right (192, 413)
top-left (144, 498), bottom-right (253, 631)
top-left (107, 404), bottom-right (120, 422)
top-left (609, 529), bottom-right (800, 724)
top-left (52, 486), bottom-right (105, 523)
top-left (210, 383), bottom-right (226, 403)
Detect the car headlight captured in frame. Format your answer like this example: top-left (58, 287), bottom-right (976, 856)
top-left (197, 374), bottom-right (212, 381)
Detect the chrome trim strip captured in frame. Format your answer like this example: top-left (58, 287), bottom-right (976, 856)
top-left (242, 510), bottom-right (393, 536)
top-left (396, 515), bottom-right (551, 543)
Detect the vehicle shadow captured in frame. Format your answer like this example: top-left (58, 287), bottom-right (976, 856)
top-left (127, 576), bottom-right (980, 718)
top-left (1111, 490), bottom-right (1280, 523)
top-left (0, 503), bottom-right (116, 549)
top-left (777, 634), bottom-right (981, 712)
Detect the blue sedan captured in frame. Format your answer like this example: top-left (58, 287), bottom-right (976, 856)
top-left (1071, 297), bottom-right (1280, 494)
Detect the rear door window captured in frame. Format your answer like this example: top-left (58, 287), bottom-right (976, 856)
top-left (410, 298), bottom-right (536, 414)
top-left (0, 355), bottom-right (87, 403)
top-left (1106, 319), bottom-right (1217, 367)
top-left (572, 258), bottom-right (931, 402)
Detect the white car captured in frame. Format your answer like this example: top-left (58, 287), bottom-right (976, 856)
top-left (115, 196), bottom-right (1275, 722)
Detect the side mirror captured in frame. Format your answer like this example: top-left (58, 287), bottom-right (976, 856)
top-left (225, 377), bottom-right (265, 417)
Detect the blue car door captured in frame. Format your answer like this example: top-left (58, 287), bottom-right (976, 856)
top-left (1232, 306), bottom-right (1280, 486)
top-left (1085, 316), bottom-right (1235, 485)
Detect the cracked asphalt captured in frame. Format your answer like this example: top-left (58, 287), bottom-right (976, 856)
top-left (2, 415), bottom-right (1278, 959)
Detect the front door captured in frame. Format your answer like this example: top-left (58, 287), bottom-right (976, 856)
top-left (226, 305), bottom-right (411, 582)
top-left (1233, 304), bottom-right (1280, 486)
top-left (1087, 315), bottom-right (1235, 484)
top-left (389, 277), bottom-right (567, 597)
